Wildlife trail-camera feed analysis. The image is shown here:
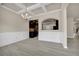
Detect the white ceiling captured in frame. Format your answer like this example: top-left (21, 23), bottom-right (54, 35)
top-left (22, 3), bottom-right (36, 8)
top-left (2, 3), bottom-right (22, 12)
top-left (45, 3), bottom-right (61, 12)
top-left (2, 3), bottom-right (79, 20)
top-left (0, 3), bottom-right (62, 17)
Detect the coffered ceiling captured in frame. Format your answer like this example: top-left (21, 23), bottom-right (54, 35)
top-left (0, 3), bottom-right (62, 17)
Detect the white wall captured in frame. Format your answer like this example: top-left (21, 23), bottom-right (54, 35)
top-left (0, 7), bottom-right (28, 32)
top-left (32, 9), bottom-right (63, 31)
top-left (67, 17), bottom-right (74, 38)
top-left (67, 3), bottom-right (79, 38)
top-left (32, 9), bottom-right (64, 44)
top-left (0, 7), bottom-right (29, 47)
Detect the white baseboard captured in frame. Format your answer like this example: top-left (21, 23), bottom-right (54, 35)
top-left (63, 45), bottom-right (67, 49)
top-left (0, 32), bottom-right (29, 47)
top-left (67, 36), bottom-right (74, 39)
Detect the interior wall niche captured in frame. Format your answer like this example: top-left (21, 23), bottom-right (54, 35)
top-left (42, 18), bottom-right (59, 30)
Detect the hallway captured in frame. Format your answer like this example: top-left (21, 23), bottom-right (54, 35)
top-left (0, 38), bottom-right (79, 56)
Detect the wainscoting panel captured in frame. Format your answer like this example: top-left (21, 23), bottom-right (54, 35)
top-left (0, 32), bottom-right (29, 47)
top-left (39, 31), bottom-right (64, 43)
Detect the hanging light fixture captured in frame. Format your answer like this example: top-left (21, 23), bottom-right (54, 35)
top-left (21, 12), bottom-right (32, 20)
top-left (20, 7), bottom-right (32, 20)
top-left (21, 13), bottom-right (27, 20)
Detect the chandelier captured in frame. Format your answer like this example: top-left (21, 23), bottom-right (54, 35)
top-left (21, 13), bottom-right (32, 20)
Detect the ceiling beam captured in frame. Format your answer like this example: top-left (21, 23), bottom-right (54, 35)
top-left (33, 9), bottom-right (62, 17)
top-left (15, 3), bottom-right (26, 9)
top-left (1, 5), bottom-right (18, 15)
top-left (27, 10), bottom-right (34, 16)
top-left (15, 3), bottom-right (26, 14)
top-left (41, 6), bottom-right (47, 13)
top-left (13, 3), bottom-right (50, 16)
top-left (61, 3), bottom-right (69, 9)
top-left (27, 3), bottom-right (50, 11)
top-left (16, 3), bottom-right (35, 16)
top-left (18, 9), bottom-right (26, 14)
top-left (27, 3), bottom-right (41, 11)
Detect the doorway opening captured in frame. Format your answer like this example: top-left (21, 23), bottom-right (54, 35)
top-left (29, 20), bottom-right (38, 39)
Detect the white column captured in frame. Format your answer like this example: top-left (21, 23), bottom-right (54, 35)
top-left (61, 4), bottom-right (69, 48)
top-left (63, 9), bottom-right (67, 48)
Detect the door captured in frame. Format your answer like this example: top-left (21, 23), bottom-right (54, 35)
top-left (29, 20), bottom-right (38, 38)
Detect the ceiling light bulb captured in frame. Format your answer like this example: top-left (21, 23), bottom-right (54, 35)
top-left (25, 13), bottom-right (28, 16)
top-left (28, 16), bottom-right (32, 19)
top-left (21, 14), bottom-right (27, 19)
top-left (21, 14), bottom-right (24, 18)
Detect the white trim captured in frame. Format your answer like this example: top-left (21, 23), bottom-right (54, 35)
top-left (1, 5), bottom-right (18, 15)
top-left (15, 3), bottom-right (26, 9)
top-left (27, 3), bottom-right (50, 11)
top-left (33, 9), bottom-right (62, 17)
top-left (15, 3), bottom-right (27, 14)
top-left (27, 11), bottom-right (34, 16)
top-left (63, 46), bottom-right (67, 48)
top-left (61, 9), bottom-right (67, 48)
top-left (61, 3), bottom-right (69, 9)
top-left (41, 6), bottom-right (47, 13)
top-left (67, 37), bottom-right (73, 39)
top-left (61, 4), bottom-right (69, 49)
top-left (18, 9), bottom-right (27, 14)
top-left (67, 36), bottom-right (74, 39)
top-left (27, 3), bottom-right (41, 11)
top-left (17, 3), bottom-right (50, 15)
